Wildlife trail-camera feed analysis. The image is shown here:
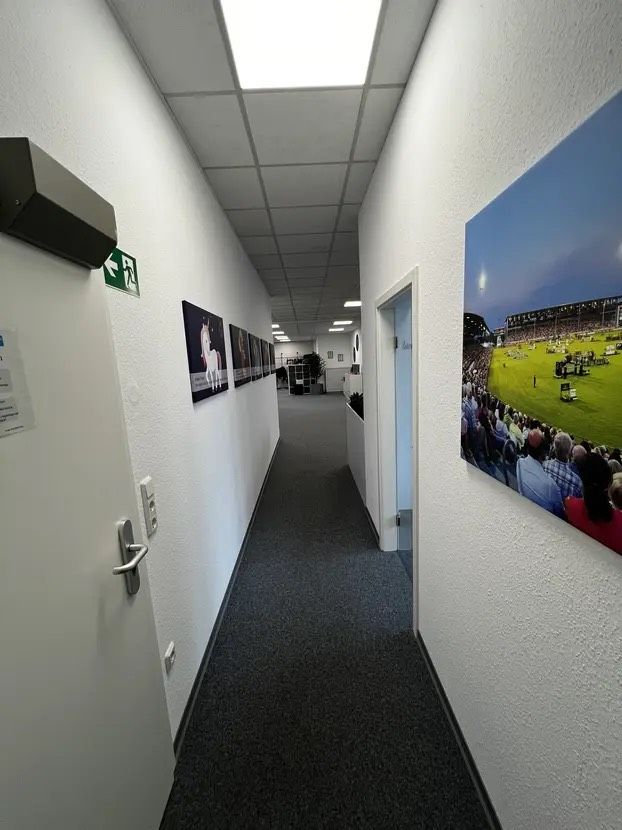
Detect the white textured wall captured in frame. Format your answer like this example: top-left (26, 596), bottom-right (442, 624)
top-left (359, 1), bottom-right (622, 828)
top-left (0, 0), bottom-right (279, 737)
top-left (316, 333), bottom-right (352, 368)
top-left (275, 340), bottom-right (314, 364)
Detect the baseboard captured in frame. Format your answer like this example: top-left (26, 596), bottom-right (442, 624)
top-left (416, 632), bottom-right (502, 830)
top-left (364, 504), bottom-right (380, 546)
top-left (172, 438), bottom-right (281, 759)
top-left (343, 462), bottom-right (379, 547)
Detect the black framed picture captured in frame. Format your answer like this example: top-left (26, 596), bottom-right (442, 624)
top-left (229, 324), bottom-right (252, 388)
top-left (248, 334), bottom-right (263, 381)
top-left (181, 300), bottom-right (228, 403)
top-left (338, 353), bottom-right (344, 362)
top-left (328, 350), bottom-right (334, 359)
top-left (261, 339), bottom-right (270, 377)
top-left (269, 342), bottom-right (276, 373)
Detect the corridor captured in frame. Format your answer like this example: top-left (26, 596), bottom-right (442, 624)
top-left (162, 393), bottom-right (486, 828)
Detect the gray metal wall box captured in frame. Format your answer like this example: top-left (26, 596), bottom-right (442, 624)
top-left (0, 138), bottom-right (117, 269)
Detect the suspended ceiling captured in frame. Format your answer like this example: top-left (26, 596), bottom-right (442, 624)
top-left (110, 0), bottom-right (436, 337)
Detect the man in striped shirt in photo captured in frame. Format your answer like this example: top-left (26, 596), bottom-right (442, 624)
top-left (543, 432), bottom-right (583, 501)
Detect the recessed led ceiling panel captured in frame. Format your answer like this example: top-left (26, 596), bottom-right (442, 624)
top-left (221, 0), bottom-right (382, 89)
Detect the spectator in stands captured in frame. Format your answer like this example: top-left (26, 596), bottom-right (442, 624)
top-left (609, 459), bottom-right (622, 475)
top-left (462, 384), bottom-right (478, 453)
top-left (565, 454), bottom-right (622, 554)
top-left (503, 405), bottom-right (513, 429)
top-left (491, 405), bottom-right (510, 450)
top-left (610, 448), bottom-right (621, 464)
top-left (516, 429), bottom-right (565, 518)
top-left (610, 474), bottom-right (622, 510)
top-left (570, 444), bottom-right (588, 477)
top-left (509, 413), bottom-right (525, 449)
top-left (543, 432), bottom-right (583, 500)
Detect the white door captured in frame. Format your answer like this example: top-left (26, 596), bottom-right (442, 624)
top-left (0, 236), bottom-right (174, 829)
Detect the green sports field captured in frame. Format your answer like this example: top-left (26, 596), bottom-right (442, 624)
top-left (487, 338), bottom-right (622, 448)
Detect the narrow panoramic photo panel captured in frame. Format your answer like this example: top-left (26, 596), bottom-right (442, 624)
top-left (462, 89), bottom-right (622, 556)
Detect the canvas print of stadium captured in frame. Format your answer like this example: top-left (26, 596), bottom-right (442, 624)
top-left (462, 90), bottom-right (622, 556)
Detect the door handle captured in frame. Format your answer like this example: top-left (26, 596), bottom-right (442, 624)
top-left (114, 519), bottom-right (147, 595)
top-left (112, 543), bottom-right (149, 575)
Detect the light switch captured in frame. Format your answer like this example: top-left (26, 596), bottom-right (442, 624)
top-left (140, 476), bottom-right (158, 537)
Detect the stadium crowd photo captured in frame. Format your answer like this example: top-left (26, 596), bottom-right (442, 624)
top-left (461, 301), bottom-right (622, 555)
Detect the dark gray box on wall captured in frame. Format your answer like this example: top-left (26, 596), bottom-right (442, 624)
top-left (0, 137), bottom-right (117, 269)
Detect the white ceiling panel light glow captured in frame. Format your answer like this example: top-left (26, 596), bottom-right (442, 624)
top-left (271, 323), bottom-right (280, 328)
top-left (333, 320), bottom-right (353, 325)
top-left (273, 330), bottom-right (284, 335)
top-left (221, 0), bottom-right (382, 89)
top-left (329, 327), bottom-right (344, 332)
top-left (344, 300), bottom-right (362, 307)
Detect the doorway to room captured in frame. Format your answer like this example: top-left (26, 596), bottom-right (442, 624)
top-left (394, 291), bottom-right (413, 579)
top-left (374, 269), bottom-right (418, 628)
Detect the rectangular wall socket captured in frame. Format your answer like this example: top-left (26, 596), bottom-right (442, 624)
top-left (164, 641), bottom-right (175, 674)
top-left (140, 475), bottom-right (158, 537)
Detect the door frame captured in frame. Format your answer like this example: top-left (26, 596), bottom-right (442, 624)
top-left (374, 267), bottom-right (419, 629)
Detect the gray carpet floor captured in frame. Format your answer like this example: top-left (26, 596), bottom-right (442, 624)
top-left (161, 391), bottom-right (488, 829)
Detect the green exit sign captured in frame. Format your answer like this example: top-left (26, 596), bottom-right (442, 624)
top-left (103, 247), bottom-right (139, 297)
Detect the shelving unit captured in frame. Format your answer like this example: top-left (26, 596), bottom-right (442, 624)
top-left (288, 363), bottom-right (311, 395)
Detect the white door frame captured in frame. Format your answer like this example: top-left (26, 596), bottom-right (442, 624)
top-left (374, 267), bottom-right (419, 628)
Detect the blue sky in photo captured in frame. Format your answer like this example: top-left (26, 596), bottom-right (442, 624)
top-left (464, 89), bottom-right (622, 331)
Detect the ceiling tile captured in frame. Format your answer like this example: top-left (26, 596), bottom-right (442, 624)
top-left (277, 234), bottom-right (333, 253)
top-left (245, 90), bottom-right (362, 165)
top-left (250, 254), bottom-right (282, 268)
top-left (353, 87), bottom-right (403, 160)
top-left (241, 235), bottom-right (277, 255)
top-left (113, 0), bottom-right (234, 93)
top-left (258, 268), bottom-right (286, 280)
top-left (371, 0), bottom-right (436, 84)
top-left (336, 205), bottom-right (360, 232)
top-left (332, 232), bottom-right (358, 252)
top-left (169, 95), bottom-right (253, 166)
top-left (261, 164), bottom-right (347, 207)
top-left (282, 252), bottom-right (329, 268)
top-left (344, 162), bottom-right (376, 203)
top-left (328, 265), bottom-right (359, 281)
top-left (286, 267), bottom-right (326, 279)
top-left (226, 208), bottom-right (271, 235)
top-left (272, 206), bottom-right (338, 235)
top-left (329, 248), bottom-right (359, 266)
top-left (206, 168), bottom-right (264, 209)
top-left (264, 283), bottom-right (288, 297)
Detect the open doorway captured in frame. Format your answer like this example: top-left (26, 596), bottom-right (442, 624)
top-left (375, 269), bottom-right (418, 628)
top-left (394, 292), bottom-right (413, 578)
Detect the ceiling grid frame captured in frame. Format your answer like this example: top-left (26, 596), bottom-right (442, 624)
top-left (213, 0), bottom-right (300, 329)
top-left (108, 0), bottom-right (438, 338)
top-left (314, 0), bottom-right (390, 325)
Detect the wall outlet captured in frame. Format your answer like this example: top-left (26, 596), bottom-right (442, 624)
top-left (164, 641), bottom-right (175, 674)
top-left (140, 475), bottom-right (158, 537)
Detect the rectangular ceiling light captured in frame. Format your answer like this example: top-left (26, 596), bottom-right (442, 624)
top-left (333, 320), bottom-right (352, 325)
top-left (221, 0), bottom-right (382, 89)
top-left (271, 323), bottom-right (280, 328)
top-left (344, 300), bottom-right (362, 307)
top-left (273, 330), bottom-right (284, 335)
top-left (329, 327), bottom-right (344, 332)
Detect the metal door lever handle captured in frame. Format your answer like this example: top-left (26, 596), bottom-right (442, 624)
top-left (112, 543), bottom-right (149, 575)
